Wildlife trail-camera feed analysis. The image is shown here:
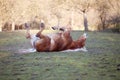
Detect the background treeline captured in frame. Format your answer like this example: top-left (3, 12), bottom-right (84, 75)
top-left (0, 0), bottom-right (120, 32)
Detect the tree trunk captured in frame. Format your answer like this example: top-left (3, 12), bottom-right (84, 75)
top-left (0, 27), bottom-right (2, 32)
top-left (71, 9), bottom-right (74, 28)
top-left (12, 22), bottom-right (15, 31)
top-left (83, 13), bottom-right (88, 31)
top-left (100, 15), bottom-right (106, 30)
top-left (57, 18), bottom-right (60, 27)
top-left (0, 21), bottom-right (2, 31)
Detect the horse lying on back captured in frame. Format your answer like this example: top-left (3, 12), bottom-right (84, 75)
top-left (26, 26), bottom-right (87, 52)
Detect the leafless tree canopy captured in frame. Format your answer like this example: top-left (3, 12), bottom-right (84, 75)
top-left (0, 0), bottom-right (120, 31)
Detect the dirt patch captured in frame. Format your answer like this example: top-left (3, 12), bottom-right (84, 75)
top-left (17, 48), bottom-right (36, 54)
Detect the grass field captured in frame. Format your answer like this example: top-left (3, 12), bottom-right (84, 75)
top-left (0, 30), bottom-right (120, 80)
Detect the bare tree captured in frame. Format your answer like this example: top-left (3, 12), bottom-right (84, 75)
top-left (72, 8), bottom-right (89, 31)
top-left (54, 9), bottom-right (62, 27)
top-left (95, 0), bottom-right (110, 30)
top-left (50, 0), bottom-right (63, 28)
top-left (72, 0), bottom-right (94, 31)
top-left (107, 0), bottom-right (120, 31)
top-left (0, 0), bottom-right (13, 31)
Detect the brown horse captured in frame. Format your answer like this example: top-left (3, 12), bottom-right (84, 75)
top-left (25, 24), bottom-right (86, 52)
top-left (34, 28), bottom-right (73, 52)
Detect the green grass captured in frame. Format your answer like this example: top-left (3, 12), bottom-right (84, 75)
top-left (0, 30), bottom-right (120, 80)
